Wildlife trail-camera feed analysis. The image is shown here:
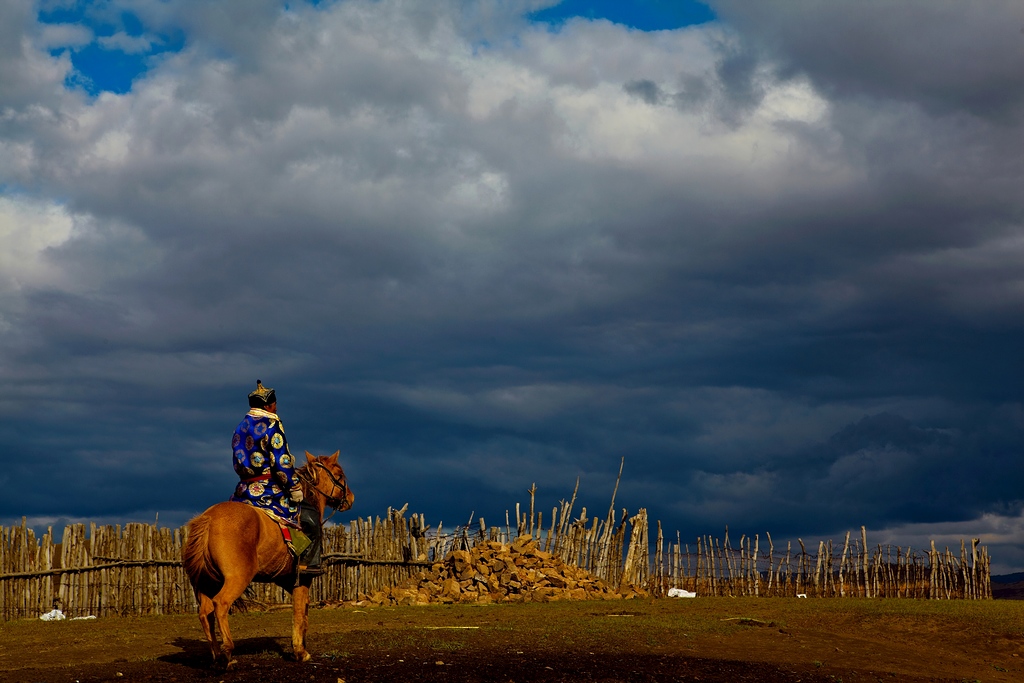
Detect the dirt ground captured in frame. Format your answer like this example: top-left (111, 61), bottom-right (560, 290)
top-left (2, 598), bottom-right (1023, 683)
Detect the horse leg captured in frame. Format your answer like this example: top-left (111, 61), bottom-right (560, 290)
top-left (197, 593), bottom-right (220, 663)
top-left (211, 576), bottom-right (250, 669)
top-left (291, 583), bottom-right (312, 662)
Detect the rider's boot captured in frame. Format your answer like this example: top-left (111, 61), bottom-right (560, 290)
top-left (298, 502), bottom-right (324, 576)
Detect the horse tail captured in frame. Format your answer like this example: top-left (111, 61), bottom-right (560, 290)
top-left (182, 512), bottom-right (222, 595)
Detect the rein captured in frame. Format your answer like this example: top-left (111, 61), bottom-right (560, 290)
top-left (297, 460), bottom-right (350, 522)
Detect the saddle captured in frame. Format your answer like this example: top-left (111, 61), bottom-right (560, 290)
top-left (255, 508), bottom-right (311, 558)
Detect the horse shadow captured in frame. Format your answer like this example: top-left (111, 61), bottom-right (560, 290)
top-left (161, 635), bottom-right (291, 670)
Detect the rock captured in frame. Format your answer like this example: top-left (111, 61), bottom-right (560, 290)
top-left (358, 538), bottom-right (646, 606)
top-left (442, 578), bottom-right (462, 597)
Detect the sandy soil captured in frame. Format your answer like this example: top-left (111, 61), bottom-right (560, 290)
top-left (2, 598), bottom-right (1022, 682)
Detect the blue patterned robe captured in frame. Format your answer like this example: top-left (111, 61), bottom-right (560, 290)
top-left (229, 408), bottom-right (302, 526)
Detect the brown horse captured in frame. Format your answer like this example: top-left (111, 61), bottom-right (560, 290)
top-left (182, 451), bottom-right (354, 668)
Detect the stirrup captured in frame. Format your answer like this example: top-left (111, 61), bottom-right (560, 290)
top-left (298, 564), bottom-right (324, 576)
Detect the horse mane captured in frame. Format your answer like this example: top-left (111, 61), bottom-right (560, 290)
top-left (296, 457), bottom-right (329, 504)
top-left (296, 460), bottom-right (315, 498)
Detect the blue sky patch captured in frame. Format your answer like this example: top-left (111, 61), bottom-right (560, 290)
top-left (529, 0), bottom-right (715, 31)
top-left (39, 5), bottom-right (184, 96)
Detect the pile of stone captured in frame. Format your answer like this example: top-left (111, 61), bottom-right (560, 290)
top-left (359, 535), bottom-right (647, 606)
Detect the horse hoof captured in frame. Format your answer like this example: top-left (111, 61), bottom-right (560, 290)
top-left (226, 658), bottom-right (238, 670)
top-left (297, 651), bottom-right (312, 663)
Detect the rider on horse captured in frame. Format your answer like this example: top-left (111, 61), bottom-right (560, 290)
top-left (229, 380), bottom-right (323, 575)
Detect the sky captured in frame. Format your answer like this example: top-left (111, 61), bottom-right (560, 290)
top-left (3, 0), bottom-right (1024, 572)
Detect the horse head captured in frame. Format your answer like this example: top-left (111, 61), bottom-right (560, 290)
top-left (301, 451), bottom-right (355, 512)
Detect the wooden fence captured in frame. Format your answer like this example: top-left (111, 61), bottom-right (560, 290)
top-left (649, 524), bottom-right (991, 600)
top-left (1, 501), bottom-right (991, 621)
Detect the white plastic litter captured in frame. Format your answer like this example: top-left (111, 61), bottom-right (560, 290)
top-left (797, 593), bottom-right (808, 598)
top-left (667, 588), bottom-right (697, 598)
top-left (40, 609), bottom-right (66, 621)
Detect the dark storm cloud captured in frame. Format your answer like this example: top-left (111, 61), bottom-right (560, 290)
top-left (2, 0), bottom-right (1024, 569)
top-left (713, 46), bottom-right (763, 124)
top-left (710, 0), bottom-right (1024, 118)
top-left (672, 74), bottom-right (712, 110)
top-left (624, 79), bottom-right (663, 105)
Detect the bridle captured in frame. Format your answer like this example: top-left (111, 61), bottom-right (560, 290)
top-left (297, 460), bottom-right (351, 519)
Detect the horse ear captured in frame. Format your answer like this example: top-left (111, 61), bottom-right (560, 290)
top-left (304, 450), bottom-right (315, 465)
top-left (329, 450), bottom-right (340, 463)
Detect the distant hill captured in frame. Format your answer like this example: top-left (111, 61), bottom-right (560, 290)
top-left (991, 573), bottom-right (1024, 600)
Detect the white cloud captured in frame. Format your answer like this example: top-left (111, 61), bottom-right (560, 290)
top-left (36, 22), bottom-right (93, 50)
top-left (445, 170), bottom-right (509, 213)
top-left (0, 196), bottom-right (75, 291)
top-left (97, 31), bottom-right (157, 54)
